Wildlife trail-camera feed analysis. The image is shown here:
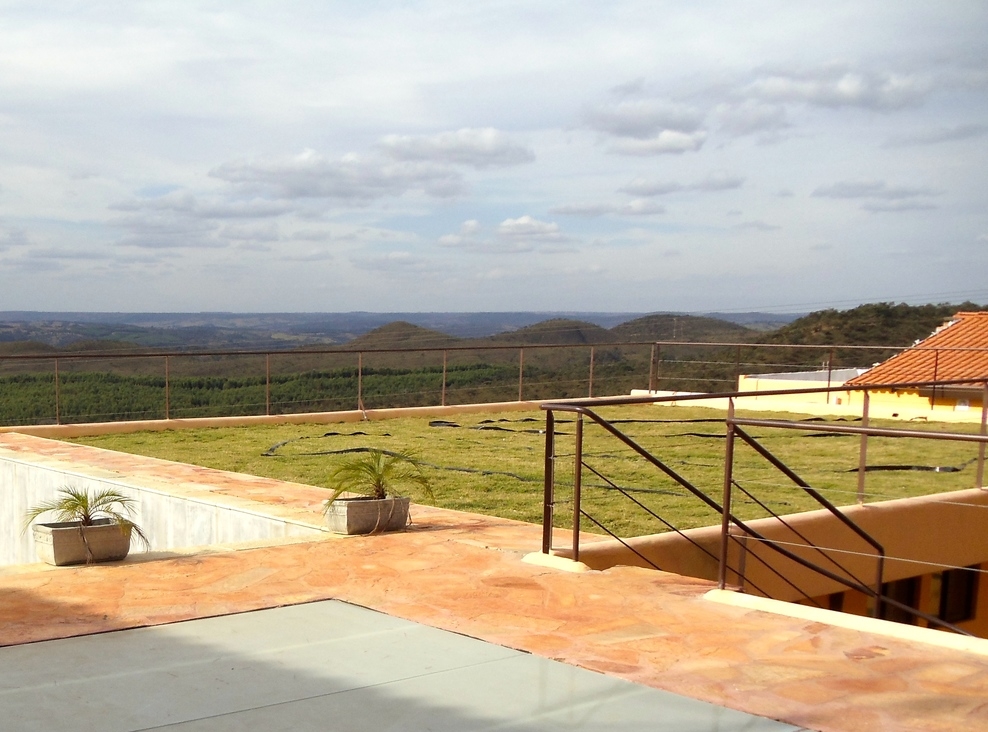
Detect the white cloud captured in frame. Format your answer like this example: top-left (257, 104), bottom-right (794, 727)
top-left (550, 200), bottom-right (665, 217)
top-left (884, 123), bottom-right (988, 147)
top-left (861, 201), bottom-right (938, 213)
top-left (693, 173), bottom-right (745, 191)
top-left (733, 220), bottom-right (780, 231)
top-left (619, 173), bottom-right (743, 196)
top-left (0, 226), bottom-right (30, 251)
top-left (380, 128), bottom-right (534, 168)
top-left (497, 215), bottom-right (560, 239)
top-left (352, 251), bottom-right (431, 272)
top-left (741, 67), bottom-right (933, 110)
top-left (548, 203), bottom-right (616, 217)
top-left (210, 150), bottom-right (465, 201)
top-left (111, 193), bottom-right (292, 219)
top-left (438, 215), bottom-right (570, 254)
top-left (608, 130), bottom-right (707, 156)
top-left (714, 100), bottom-right (789, 136)
top-left (812, 180), bottom-right (940, 200)
top-left (585, 99), bottom-right (703, 138)
top-left (619, 179), bottom-right (682, 196)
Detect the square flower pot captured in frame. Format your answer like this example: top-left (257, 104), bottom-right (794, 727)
top-left (324, 496), bottom-right (410, 535)
top-left (32, 519), bottom-right (134, 566)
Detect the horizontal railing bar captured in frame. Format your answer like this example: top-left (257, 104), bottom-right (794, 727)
top-left (732, 418), bottom-right (988, 444)
top-left (3, 340), bottom-right (988, 363)
top-left (543, 377), bottom-right (988, 410)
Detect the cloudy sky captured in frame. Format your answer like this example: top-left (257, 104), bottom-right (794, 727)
top-left (1, 2), bottom-right (986, 313)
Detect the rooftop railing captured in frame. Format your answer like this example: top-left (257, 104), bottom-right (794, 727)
top-left (541, 379), bottom-right (988, 634)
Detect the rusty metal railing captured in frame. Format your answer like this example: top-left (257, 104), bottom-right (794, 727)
top-left (542, 378), bottom-right (988, 634)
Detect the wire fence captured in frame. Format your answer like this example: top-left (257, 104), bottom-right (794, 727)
top-left (1, 339), bottom-right (985, 426)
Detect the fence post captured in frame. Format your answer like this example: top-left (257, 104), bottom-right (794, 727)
top-left (649, 343), bottom-right (658, 393)
top-left (441, 350), bottom-right (448, 407)
top-left (164, 356), bottom-right (170, 420)
top-left (857, 390), bottom-right (871, 503)
top-left (54, 358), bottom-right (61, 425)
top-left (542, 409), bottom-right (556, 554)
top-left (572, 413), bottom-right (584, 562)
top-left (718, 398), bottom-right (736, 589)
top-left (357, 352), bottom-right (365, 411)
top-left (265, 354), bottom-right (271, 416)
top-left (826, 349), bottom-right (835, 404)
top-left (733, 344), bottom-right (742, 389)
top-left (588, 347), bottom-right (595, 398)
top-left (977, 382), bottom-right (987, 489)
top-left (518, 348), bottom-right (524, 401)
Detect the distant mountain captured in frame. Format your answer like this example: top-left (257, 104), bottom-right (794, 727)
top-left (0, 311), bottom-right (648, 348)
top-left (345, 322), bottom-right (462, 350)
top-left (486, 319), bottom-right (615, 346)
top-left (699, 312), bottom-right (804, 331)
top-left (611, 314), bottom-right (755, 343)
top-left (762, 302), bottom-right (988, 347)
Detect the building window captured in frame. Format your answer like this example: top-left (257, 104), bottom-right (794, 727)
top-left (939, 566), bottom-right (979, 624)
top-left (828, 592), bottom-right (844, 612)
top-left (880, 577), bottom-right (919, 625)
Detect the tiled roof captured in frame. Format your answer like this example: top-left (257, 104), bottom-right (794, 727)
top-left (846, 311), bottom-right (988, 386)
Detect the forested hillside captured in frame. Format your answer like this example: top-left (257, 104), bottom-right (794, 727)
top-left (0, 303), bottom-right (982, 425)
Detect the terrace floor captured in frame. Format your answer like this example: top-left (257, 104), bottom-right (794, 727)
top-left (2, 433), bottom-right (988, 731)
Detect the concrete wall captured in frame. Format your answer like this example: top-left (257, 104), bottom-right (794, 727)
top-left (0, 454), bottom-right (324, 566)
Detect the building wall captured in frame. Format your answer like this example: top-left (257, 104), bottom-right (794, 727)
top-left (736, 376), bottom-right (986, 423)
top-left (0, 451), bottom-right (324, 567)
top-left (568, 488), bottom-right (988, 638)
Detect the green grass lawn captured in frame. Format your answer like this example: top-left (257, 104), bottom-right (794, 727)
top-left (67, 404), bottom-right (986, 538)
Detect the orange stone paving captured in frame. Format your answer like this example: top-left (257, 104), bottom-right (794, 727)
top-left (2, 433), bottom-right (988, 732)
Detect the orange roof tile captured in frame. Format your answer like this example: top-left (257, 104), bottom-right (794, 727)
top-left (846, 311), bottom-right (988, 386)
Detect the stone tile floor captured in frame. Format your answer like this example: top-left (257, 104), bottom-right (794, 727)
top-left (2, 433), bottom-right (988, 731)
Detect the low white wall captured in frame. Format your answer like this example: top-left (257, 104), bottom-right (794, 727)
top-left (0, 455), bottom-right (324, 566)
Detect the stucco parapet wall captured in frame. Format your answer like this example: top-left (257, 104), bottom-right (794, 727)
top-left (629, 389), bottom-right (987, 423)
top-left (0, 400), bottom-right (548, 439)
top-left (705, 589), bottom-right (988, 657)
top-left (0, 433), bottom-right (333, 565)
top-left (569, 487), bottom-right (988, 601)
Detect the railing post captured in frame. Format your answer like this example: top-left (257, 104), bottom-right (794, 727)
top-left (649, 343), bottom-right (658, 393)
top-left (719, 398), bottom-right (736, 589)
top-left (164, 356), bottom-right (170, 420)
top-left (826, 349), bottom-right (834, 404)
top-left (441, 350), bottom-right (448, 407)
top-left (588, 347), bottom-right (595, 398)
top-left (977, 382), bottom-right (987, 489)
top-left (874, 552), bottom-right (885, 619)
top-left (518, 348), bottom-right (524, 402)
top-left (542, 410), bottom-right (556, 554)
top-left (572, 414), bottom-right (584, 562)
top-left (54, 358), bottom-right (61, 425)
top-left (357, 352), bottom-right (365, 411)
top-left (857, 390), bottom-right (871, 503)
top-left (265, 354), bottom-right (271, 416)
top-left (733, 344), bottom-right (742, 390)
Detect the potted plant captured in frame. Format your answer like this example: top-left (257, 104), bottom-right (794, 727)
top-left (24, 486), bottom-right (150, 566)
top-left (323, 449), bottom-right (433, 535)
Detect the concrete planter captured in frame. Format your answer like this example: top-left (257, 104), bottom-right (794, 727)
top-left (324, 496), bottom-right (410, 535)
top-left (32, 519), bottom-right (134, 566)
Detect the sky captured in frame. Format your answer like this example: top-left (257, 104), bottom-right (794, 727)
top-left (0, 1), bottom-right (986, 314)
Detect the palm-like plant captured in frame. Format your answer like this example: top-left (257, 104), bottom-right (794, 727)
top-left (24, 486), bottom-right (150, 551)
top-left (323, 449), bottom-right (433, 510)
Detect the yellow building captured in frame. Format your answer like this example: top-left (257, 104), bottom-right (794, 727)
top-left (845, 310), bottom-right (988, 415)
